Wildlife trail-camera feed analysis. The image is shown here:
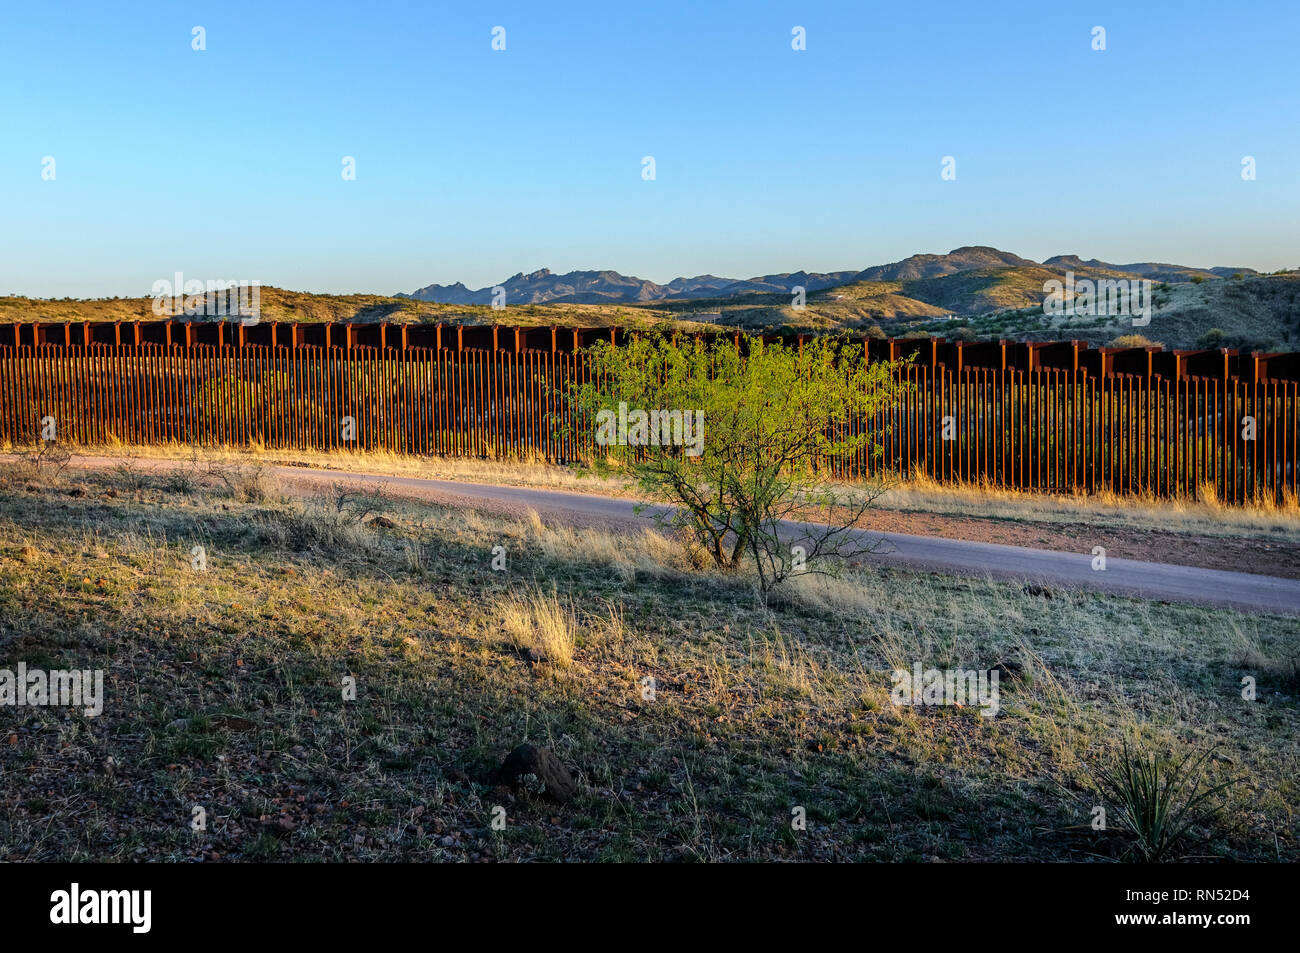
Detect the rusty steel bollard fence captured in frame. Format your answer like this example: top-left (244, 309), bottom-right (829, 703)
top-left (0, 322), bottom-right (1296, 504)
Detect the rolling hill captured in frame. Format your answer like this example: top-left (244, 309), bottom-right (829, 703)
top-left (5, 246), bottom-right (1296, 350)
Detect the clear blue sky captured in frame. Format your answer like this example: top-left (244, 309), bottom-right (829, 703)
top-left (2, 0), bottom-right (1297, 298)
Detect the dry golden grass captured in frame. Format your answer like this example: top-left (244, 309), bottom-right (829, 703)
top-left (524, 509), bottom-right (703, 580)
top-left (0, 443), bottom-right (634, 496)
top-left (7, 441), bottom-right (1293, 544)
top-left (876, 470), bottom-right (1300, 542)
top-left (498, 584), bottom-right (577, 668)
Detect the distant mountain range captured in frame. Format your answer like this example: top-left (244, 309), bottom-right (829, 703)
top-left (4, 245), bottom-right (1292, 352)
top-left (400, 246), bottom-right (1261, 306)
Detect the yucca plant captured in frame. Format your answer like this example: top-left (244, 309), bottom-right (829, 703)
top-left (1095, 739), bottom-right (1240, 862)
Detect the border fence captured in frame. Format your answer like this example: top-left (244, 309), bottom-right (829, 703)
top-left (2, 319), bottom-right (1298, 504)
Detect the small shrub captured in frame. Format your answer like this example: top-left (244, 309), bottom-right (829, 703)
top-left (256, 501), bottom-right (377, 554)
top-left (210, 463), bottom-right (274, 503)
top-left (112, 459), bottom-right (150, 492)
top-left (1194, 329), bottom-right (1273, 352)
top-left (161, 467), bottom-right (199, 494)
top-left (1093, 740), bottom-right (1240, 862)
top-left (8, 441), bottom-right (71, 485)
top-left (1106, 334), bottom-right (1160, 349)
top-left (1197, 328), bottom-right (1227, 348)
top-left (332, 483), bottom-right (387, 524)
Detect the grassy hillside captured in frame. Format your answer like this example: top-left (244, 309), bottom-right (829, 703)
top-left (0, 288), bottom-right (700, 333)
top-left (643, 271), bottom-right (1300, 350)
top-left (1, 457), bottom-right (1295, 861)
top-left (4, 270), bottom-right (1299, 351)
top-left (900, 266), bottom-right (1093, 314)
top-left (917, 272), bottom-right (1300, 351)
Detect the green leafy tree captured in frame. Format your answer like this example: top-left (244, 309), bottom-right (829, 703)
top-left (565, 332), bottom-right (909, 598)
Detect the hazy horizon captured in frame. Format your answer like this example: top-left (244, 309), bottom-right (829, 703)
top-left (4, 241), bottom-right (1290, 302)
